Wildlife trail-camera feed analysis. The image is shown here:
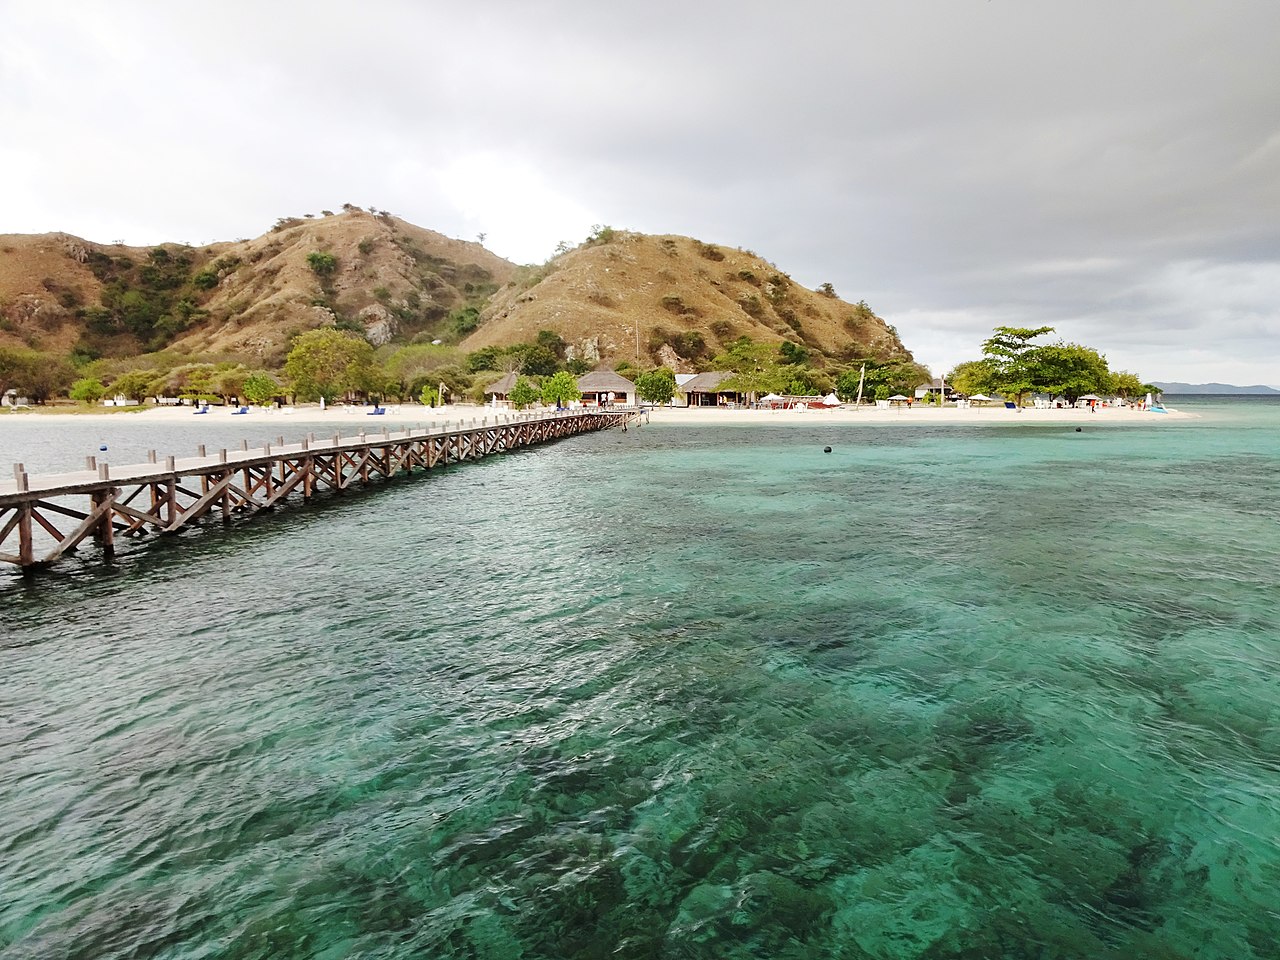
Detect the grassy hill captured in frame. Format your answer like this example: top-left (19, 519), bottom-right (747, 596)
top-left (1, 216), bottom-right (912, 374)
top-left (466, 229), bottom-right (911, 370)
top-left (1, 210), bottom-right (516, 365)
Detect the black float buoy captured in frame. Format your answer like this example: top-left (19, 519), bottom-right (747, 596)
top-left (1075, 427), bottom-right (1082, 432)
top-left (823, 446), bottom-right (832, 453)
top-left (99, 443), bottom-right (108, 451)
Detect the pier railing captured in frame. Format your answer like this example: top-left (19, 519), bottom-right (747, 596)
top-left (0, 409), bottom-right (635, 571)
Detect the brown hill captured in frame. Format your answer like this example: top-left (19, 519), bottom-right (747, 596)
top-left (1, 210), bottom-right (516, 364)
top-left (176, 211), bottom-right (517, 362)
top-left (464, 230), bottom-right (911, 369)
top-left (2, 217), bottom-right (911, 371)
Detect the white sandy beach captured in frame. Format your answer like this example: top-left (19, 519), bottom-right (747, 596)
top-left (1, 401), bottom-right (1192, 428)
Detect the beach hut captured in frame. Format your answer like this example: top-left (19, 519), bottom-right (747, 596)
top-left (483, 371), bottom-right (520, 406)
top-left (576, 369), bottom-right (636, 407)
top-left (682, 371), bottom-right (746, 407)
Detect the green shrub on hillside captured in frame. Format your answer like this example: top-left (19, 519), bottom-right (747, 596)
top-left (307, 251), bottom-right (338, 276)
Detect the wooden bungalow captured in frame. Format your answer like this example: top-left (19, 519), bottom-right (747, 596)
top-left (576, 369), bottom-right (636, 407)
top-left (682, 371), bottom-right (747, 407)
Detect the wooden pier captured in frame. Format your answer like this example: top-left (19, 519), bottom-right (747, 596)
top-left (0, 409), bottom-right (635, 571)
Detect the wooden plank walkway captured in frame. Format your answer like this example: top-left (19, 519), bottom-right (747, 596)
top-left (0, 409), bottom-right (636, 571)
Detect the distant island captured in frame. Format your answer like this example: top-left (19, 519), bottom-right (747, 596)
top-left (1154, 382), bottom-right (1280, 395)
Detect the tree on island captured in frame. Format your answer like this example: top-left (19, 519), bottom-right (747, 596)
top-left (243, 372), bottom-right (282, 406)
top-left (284, 328), bottom-right (376, 402)
top-left (1106, 370), bottom-right (1151, 399)
top-left (1033, 342), bottom-right (1110, 406)
top-left (0, 347), bottom-right (74, 404)
top-left (111, 370), bottom-right (159, 403)
top-left (69, 377), bottom-right (107, 405)
top-left (952, 326), bottom-right (1154, 405)
top-left (981, 326), bottom-right (1054, 407)
top-left (715, 337), bottom-right (787, 400)
top-left (835, 359), bottom-right (930, 401)
top-left (540, 370), bottom-right (581, 407)
top-left (944, 359), bottom-right (996, 398)
top-left (508, 375), bottom-right (540, 409)
top-left (635, 368), bottom-right (677, 405)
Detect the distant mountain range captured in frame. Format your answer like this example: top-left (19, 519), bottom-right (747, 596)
top-left (1153, 382), bottom-right (1280, 395)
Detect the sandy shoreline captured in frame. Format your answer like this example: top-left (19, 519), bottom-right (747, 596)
top-left (1, 402), bottom-right (1193, 427)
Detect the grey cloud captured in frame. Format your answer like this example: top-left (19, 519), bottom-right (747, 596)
top-left (3, 0), bottom-right (1278, 383)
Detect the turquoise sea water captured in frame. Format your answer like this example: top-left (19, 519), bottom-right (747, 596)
top-left (1, 399), bottom-right (1278, 959)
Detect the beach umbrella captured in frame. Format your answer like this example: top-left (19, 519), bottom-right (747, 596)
top-left (969, 393), bottom-right (992, 402)
top-left (888, 394), bottom-right (909, 401)
top-left (822, 392), bottom-right (841, 405)
top-left (761, 393), bottom-right (783, 402)
top-left (1080, 394), bottom-right (1101, 400)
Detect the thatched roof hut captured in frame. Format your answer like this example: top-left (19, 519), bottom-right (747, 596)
top-left (483, 371), bottom-right (520, 397)
top-left (682, 371), bottom-right (746, 407)
top-left (576, 370), bottom-right (636, 405)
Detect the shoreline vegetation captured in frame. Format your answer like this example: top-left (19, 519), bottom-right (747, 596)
top-left (0, 402), bottom-right (1194, 427)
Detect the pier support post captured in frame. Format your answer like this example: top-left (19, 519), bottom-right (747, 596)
top-left (17, 502), bottom-right (34, 567)
top-left (91, 488), bottom-right (115, 555)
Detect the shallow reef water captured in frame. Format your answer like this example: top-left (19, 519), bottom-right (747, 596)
top-left (1, 398), bottom-right (1278, 958)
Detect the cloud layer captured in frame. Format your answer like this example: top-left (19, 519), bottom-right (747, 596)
top-left (3, 1), bottom-right (1277, 383)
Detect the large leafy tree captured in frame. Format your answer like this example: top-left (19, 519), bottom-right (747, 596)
top-left (111, 369), bottom-right (160, 402)
top-left (540, 370), bottom-right (581, 406)
top-left (715, 338), bottom-right (787, 399)
top-left (243, 372), bottom-right (282, 406)
top-left (982, 325), bottom-right (1054, 406)
top-left (946, 359), bottom-right (997, 397)
top-left (508, 375), bottom-right (540, 409)
top-left (383, 343), bottom-right (460, 397)
top-left (1032, 343), bottom-right (1110, 405)
top-left (635, 368), bottom-right (677, 405)
top-left (70, 377), bottom-right (107, 404)
top-left (12, 353), bottom-right (74, 404)
top-left (1107, 370), bottom-right (1150, 399)
top-left (284, 328), bottom-right (376, 402)
top-left (0, 346), bottom-right (36, 401)
top-left (836, 359), bottom-right (930, 400)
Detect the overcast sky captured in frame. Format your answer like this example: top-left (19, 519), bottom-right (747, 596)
top-left (4, 1), bottom-right (1278, 384)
